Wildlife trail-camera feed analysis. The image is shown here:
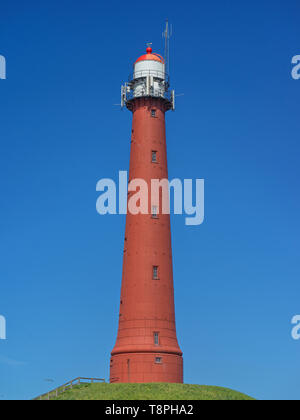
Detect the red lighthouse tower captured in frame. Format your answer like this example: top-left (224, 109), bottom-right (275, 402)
top-left (110, 38), bottom-right (183, 383)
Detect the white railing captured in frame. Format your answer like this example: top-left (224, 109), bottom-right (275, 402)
top-left (34, 377), bottom-right (105, 400)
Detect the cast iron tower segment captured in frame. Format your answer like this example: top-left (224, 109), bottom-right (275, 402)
top-left (110, 44), bottom-right (183, 384)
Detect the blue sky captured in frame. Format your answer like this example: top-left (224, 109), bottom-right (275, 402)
top-left (0, 0), bottom-right (299, 400)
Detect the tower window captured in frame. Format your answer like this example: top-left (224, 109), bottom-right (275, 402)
top-left (154, 332), bottom-right (160, 346)
top-left (152, 151), bottom-right (157, 163)
top-left (152, 206), bottom-right (158, 219)
top-left (155, 357), bottom-right (162, 364)
top-left (151, 109), bottom-right (156, 118)
top-left (153, 266), bottom-right (159, 280)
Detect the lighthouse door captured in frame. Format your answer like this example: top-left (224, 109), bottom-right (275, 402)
top-left (127, 359), bottom-right (131, 383)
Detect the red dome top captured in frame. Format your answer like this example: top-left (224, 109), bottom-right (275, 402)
top-left (135, 47), bottom-right (165, 64)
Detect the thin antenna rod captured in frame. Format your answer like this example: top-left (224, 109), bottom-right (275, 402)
top-left (162, 19), bottom-right (172, 76)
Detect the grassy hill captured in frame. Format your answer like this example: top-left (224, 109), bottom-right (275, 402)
top-left (51, 383), bottom-right (254, 401)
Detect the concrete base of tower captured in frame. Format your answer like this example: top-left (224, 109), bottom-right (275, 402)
top-left (110, 353), bottom-right (183, 384)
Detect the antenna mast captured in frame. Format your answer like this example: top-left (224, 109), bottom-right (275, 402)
top-left (163, 19), bottom-right (172, 76)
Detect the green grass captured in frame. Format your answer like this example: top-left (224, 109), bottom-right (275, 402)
top-left (51, 383), bottom-right (254, 401)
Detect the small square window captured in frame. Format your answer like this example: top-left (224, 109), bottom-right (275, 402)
top-left (153, 266), bottom-right (159, 280)
top-left (154, 332), bottom-right (159, 346)
top-left (152, 151), bottom-right (157, 163)
top-left (151, 109), bottom-right (156, 117)
top-left (152, 206), bottom-right (158, 219)
top-left (155, 357), bottom-right (162, 364)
